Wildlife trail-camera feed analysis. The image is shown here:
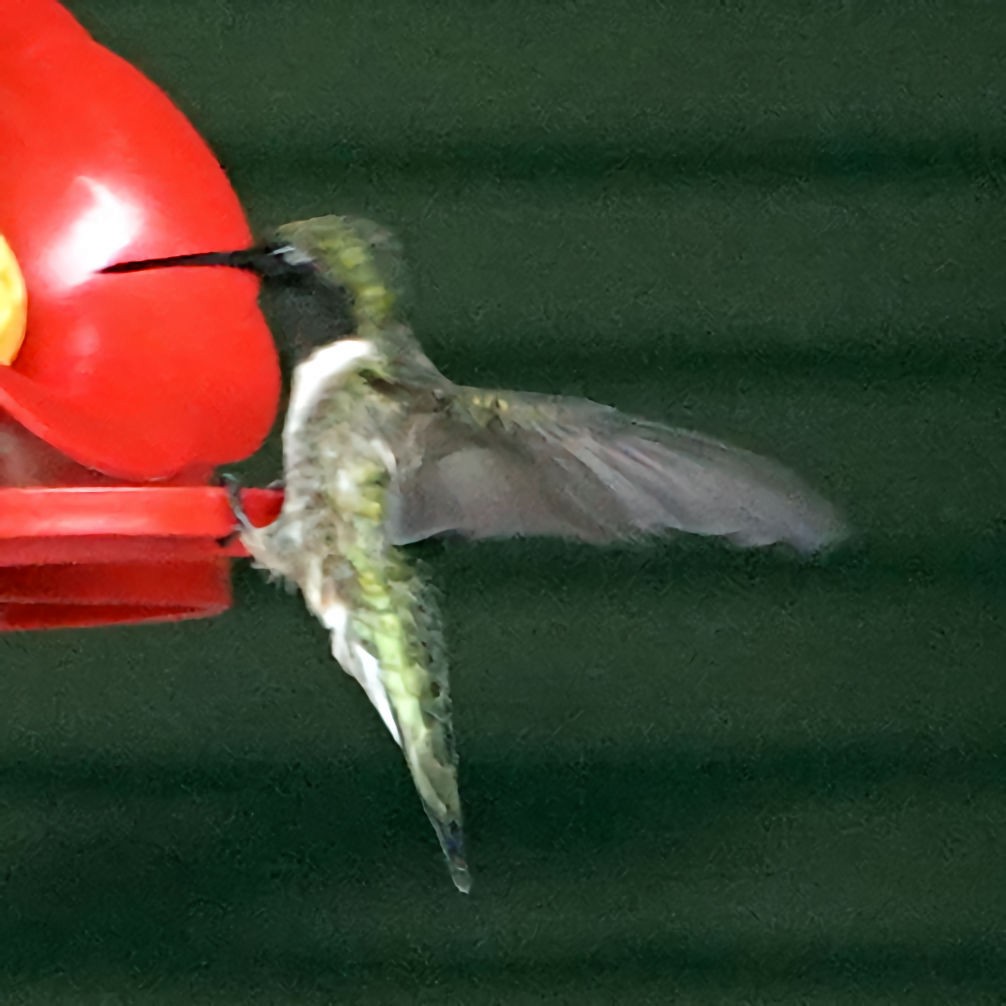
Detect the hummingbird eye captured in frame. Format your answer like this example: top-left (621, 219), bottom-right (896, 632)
top-left (253, 244), bottom-right (318, 282)
top-left (272, 244), bottom-right (315, 268)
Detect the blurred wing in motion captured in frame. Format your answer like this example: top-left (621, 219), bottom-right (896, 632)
top-left (388, 388), bottom-right (847, 553)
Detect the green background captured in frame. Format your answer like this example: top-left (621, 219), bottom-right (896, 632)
top-left (3, 2), bottom-right (1005, 1001)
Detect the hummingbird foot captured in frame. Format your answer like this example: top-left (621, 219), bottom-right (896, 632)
top-left (216, 471), bottom-right (254, 544)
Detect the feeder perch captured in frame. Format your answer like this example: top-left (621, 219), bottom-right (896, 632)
top-left (0, 1), bottom-right (283, 630)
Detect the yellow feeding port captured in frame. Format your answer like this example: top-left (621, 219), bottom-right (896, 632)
top-left (0, 233), bottom-right (28, 366)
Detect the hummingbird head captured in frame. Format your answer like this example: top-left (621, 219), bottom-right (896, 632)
top-left (269, 215), bottom-right (404, 331)
top-left (103, 216), bottom-right (402, 308)
top-left (102, 215), bottom-right (404, 363)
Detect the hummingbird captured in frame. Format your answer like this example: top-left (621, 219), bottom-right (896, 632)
top-left (104, 215), bottom-right (847, 893)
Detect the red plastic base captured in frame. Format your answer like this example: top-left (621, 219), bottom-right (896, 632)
top-left (0, 561), bottom-right (233, 630)
top-left (0, 486), bottom-right (282, 630)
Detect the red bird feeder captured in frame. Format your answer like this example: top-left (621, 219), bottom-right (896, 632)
top-left (0, 1), bottom-right (282, 630)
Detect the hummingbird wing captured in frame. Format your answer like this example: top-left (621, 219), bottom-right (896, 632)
top-left (387, 387), bottom-right (846, 552)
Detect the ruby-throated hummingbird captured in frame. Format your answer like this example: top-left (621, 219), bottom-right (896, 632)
top-left (104, 216), bottom-right (846, 893)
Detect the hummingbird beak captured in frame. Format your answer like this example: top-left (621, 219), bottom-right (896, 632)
top-left (101, 245), bottom-right (312, 280)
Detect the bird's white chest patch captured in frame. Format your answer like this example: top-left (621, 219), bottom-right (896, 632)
top-left (284, 338), bottom-right (376, 444)
top-left (318, 595), bottom-right (402, 746)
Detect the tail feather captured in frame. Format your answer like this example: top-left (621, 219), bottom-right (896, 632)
top-left (341, 559), bottom-right (471, 892)
top-left (439, 822), bottom-right (472, 894)
top-left (391, 672), bottom-right (471, 894)
top-left (425, 807), bottom-right (471, 894)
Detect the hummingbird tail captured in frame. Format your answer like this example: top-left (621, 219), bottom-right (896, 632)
top-left (401, 739), bottom-right (472, 894)
top-left (427, 811), bottom-right (472, 894)
top-left (358, 559), bottom-right (471, 893)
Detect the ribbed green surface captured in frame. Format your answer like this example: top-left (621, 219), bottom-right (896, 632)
top-left (1, 2), bottom-right (1003, 1001)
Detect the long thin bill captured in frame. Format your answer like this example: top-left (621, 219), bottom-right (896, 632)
top-left (101, 249), bottom-right (257, 274)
